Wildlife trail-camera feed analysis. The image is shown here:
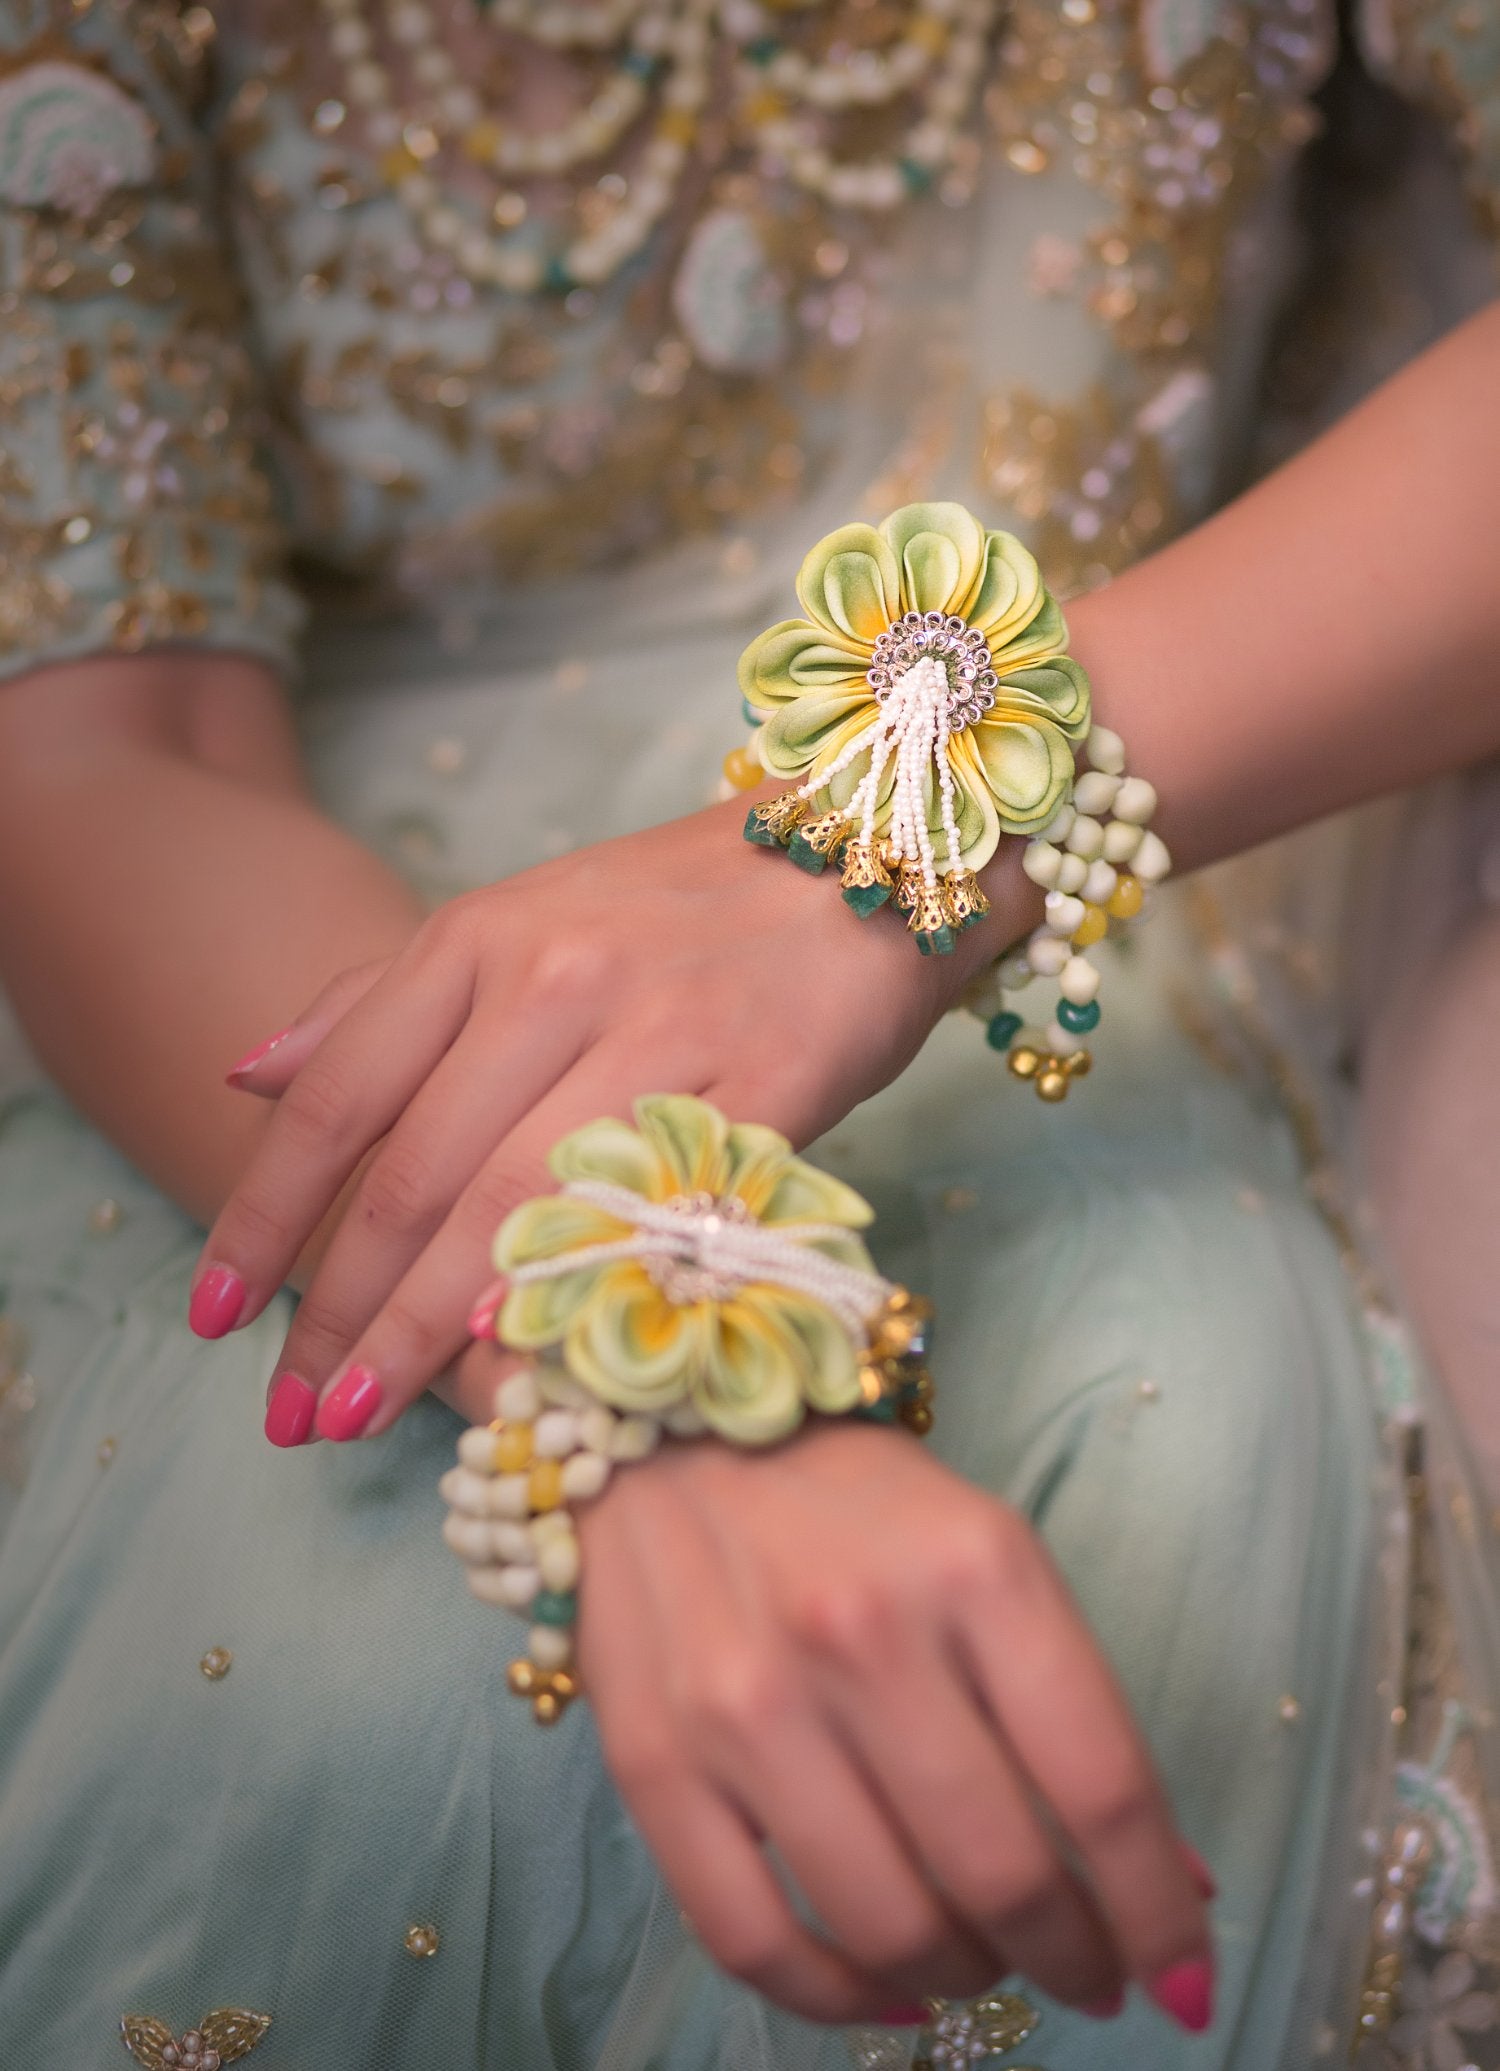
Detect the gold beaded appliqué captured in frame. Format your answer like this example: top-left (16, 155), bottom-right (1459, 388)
top-left (120, 2008), bottom-right (271, 2069)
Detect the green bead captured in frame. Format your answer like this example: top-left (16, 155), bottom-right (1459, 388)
top-left (543, 256), bottom-right (575, 294)
top-left (1058, 997), bottom-right (1101, 1033)
top-left (899, 156), bottom-right (934, 194)
top-left (914, 924), bottom-right (956, 957)
top-left (532, 1589), bottom-right (578, 1627)
top-left (741, 696), bottom-right (764, 726)
top-left (620, 48), bottom-right (656, 76)
top-left (854, 1397), bottom-right (898, 1424)
top-left (786, 831), bottom-right (829, 875)
top-left (842, 881), bottom-right (892, 918)
top-left (746, 33), bottom-right (780, 63)
top-left (985, 1010), bottom-right (1023, 1052)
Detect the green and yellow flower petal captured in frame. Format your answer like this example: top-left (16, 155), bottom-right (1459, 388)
top-left (564, 1263), bottom-right (704, 1412)
top-left (743, 1285), bottom-right (862, 1418)
top-left (944, 731), bottom-right (1002, 873)
top-left (880, 501), bottom-right (988, 618)
top-left (548, 1116), bottom-right (669, 1201)
top-left (719, 1121), bottom-right (795, 1217)
top-left (498, 1266), bottom-right (604, 1350)
top-left (963, 528), bottom-right (1045, 647)
top-left (795, 523), bottom-right (902, 645)
top-left (990, 655), bottom-right (1091, 738)
top-left (494, 1192), bottom-right (631, 1277)
top-left (634, 1093), bottom-right (732, 1198)
top-left (757, 1156), bottom-right (875, 1232)
top-left (738, 620), bottom-right (870, 711)
top-left (694, 1295), bottom-right (809, 1445)
top-left (971, 713), bottom-right (1076, 833)
top-left (759, 686), bottom-right (874, 779)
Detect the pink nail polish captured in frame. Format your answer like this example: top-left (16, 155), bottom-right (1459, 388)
top-left (189, 1265), bottom-right (245, 1339)
top-left (1147, 1958), bottom-right (1215, 2034)
top-left (316, 1365), bottom-right (383, 1441)
top-left (265, 1373), bottom-right (317, 1448)
top-left (468, 1278), bottom-right (504, 1340)
top-left (1181, 1842), bottom-right (1218, 1901)
top-left (877, 2006), bottom-right (929, 2028)
top-left (225, 1028), bottom-right (291, 1084)
top-left (1081, 1991), bottom-right (1125, 2019)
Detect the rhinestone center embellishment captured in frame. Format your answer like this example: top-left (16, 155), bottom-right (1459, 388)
top-left (867, 612), bottom-right (998, 729)
top-left (647, 1193), bottom-right (754, 1305)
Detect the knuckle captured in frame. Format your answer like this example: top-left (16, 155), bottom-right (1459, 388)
top-left (527, 931), bottom-right (614, 1006)
top-left (221, 1181), bottom-right (295, 1256)
top-left (461, 1163), bottom-right (538, 1244)
top-left (280, 1053), bottom-right (357, 1151)
top-left (848, 1908), bottom-right (945, 1977)
top-left (685, 1653), bottom-right (791, 1745)
top-left (939, 1505), bottom-right (1035, 1605)
top-left (1071, 1758), bottom-right (1152, 1849)
top-left (379, 1291), bottom-right (450, 1366)
top-left (789, 1579), bottom-right (896, 1667)
top-left (959, 1855), bottom-right (1060, 1934)
top-left (600, 1724), bottom-right (677, 1798)
top-left (358, 1139), bottom-right (443, 1237)
top-left (286, 1292), bottom-right (368, 1369)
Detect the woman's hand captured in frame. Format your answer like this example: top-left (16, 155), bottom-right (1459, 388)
top-left (192, 793), bottom-right (1027, 1438)
top-left (576, 1418), bottom-right (1215, 2028)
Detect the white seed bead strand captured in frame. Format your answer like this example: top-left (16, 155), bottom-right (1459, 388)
top-left (964, 728), bottom-right (1172, 1094)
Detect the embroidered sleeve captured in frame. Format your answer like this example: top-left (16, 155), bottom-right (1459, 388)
top-left (1355, 0), bottom-right (1500, 242)
top-left (0, 6), bottom-right (301, 683)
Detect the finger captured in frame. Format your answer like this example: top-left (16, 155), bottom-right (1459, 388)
top-left (225, 958), bottom-right (392, 1097)
top-left (582, 1514), bottom-right (891, 2026)
top-left (193, 926), bottom-right (478, 1336)
top-left (308, 1040), bottom-right (685, 1440)
top-left (823, 1620), bottom-right (1122, 2010)
top-left (270, 1012), bottom-right (587, 1417)
top-left (716, 1716), bottom-right (1001, 2004)
top-left (960, 1513), bottom-right (1213, 2028)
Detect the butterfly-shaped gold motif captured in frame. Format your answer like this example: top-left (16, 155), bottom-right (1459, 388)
top-left (119, 2008), bottom-right (271, 2069)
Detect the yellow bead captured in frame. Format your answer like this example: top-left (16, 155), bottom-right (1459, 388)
top-left (1036, 1068), bottom-right (1070, 1102)
top-left (494, 1424), bottom-right (533, 1473)
top-left (380, 145), bottom-right (421, 184)
top-left (742, 88), bottom-right (786, 125)
top-left (528, 1459), bottom-right (564, 1512)
top-left (722, 745), bottom-right (762, 791)
top-left (462, 119), bottom-right (503, 164)
top-left (507, 1659), bottom-right (538, 1696)
top-left (533, 1690), bottom-right (561, 1725)
top-left (1072, 903), bottom-right (1108, 947)
top-left (657, 108), bottom-right (698, 146)
top-left (1106, 872), bottom-right (1143, 919)
top-left (1008, 1045), bottom-right (1042, 1080)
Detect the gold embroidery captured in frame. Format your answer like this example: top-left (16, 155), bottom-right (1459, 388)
top-left (120, 2008), bottom-right (270, 2070)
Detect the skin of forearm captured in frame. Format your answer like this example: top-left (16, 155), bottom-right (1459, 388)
top-left (0, 653), bottom-right (423, 1227)
top-left (1061, 302), bottom-right (1500, 873)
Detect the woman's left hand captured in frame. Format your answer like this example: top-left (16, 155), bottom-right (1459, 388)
top-left (193, 792), bottom-right (1022, 1439)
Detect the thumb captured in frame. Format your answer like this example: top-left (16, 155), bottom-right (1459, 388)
top-left (224, 957), bottom-right (392, 1098)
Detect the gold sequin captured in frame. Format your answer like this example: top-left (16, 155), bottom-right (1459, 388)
top-left (199, 1647), bottom-right (233, 1680)
top-left (87, 1197), bottom-right (124, 1235)
top-left (97, 1436), bottom-right (118, 1467)
top-left (403, 1923), bottom-right (441, 1958)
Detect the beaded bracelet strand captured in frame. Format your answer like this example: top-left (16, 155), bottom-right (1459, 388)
top-left (443, 1096), bottom-right (934, 1723)
top-left (725, 501), bottom-right (1171, 1099)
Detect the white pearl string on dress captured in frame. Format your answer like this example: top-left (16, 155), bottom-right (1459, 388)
top-left (506, 1179), bottom-right (894, 1338)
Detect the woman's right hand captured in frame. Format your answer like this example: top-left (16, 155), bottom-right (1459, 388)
top-left (574, 1416), bottom-right (1216, 2032)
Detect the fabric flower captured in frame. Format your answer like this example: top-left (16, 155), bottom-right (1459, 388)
top-left (494, 1095), bottom-right (881, 1445)
top-left (738, 501), bottom-right (1090, 875)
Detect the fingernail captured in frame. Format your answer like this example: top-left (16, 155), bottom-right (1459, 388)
top-left (1081, 1991), bottom-right (1125, 2019)
top-left (468, 1278), bottom-right (504, 1340)
top-left (265, 1373), bottom-right (317, 1448)
top-left (1181, 1842), bottom-right (1218, 1901)
top-left (1146, 1958), bottom-right (1215, 2033)
top-left (876, 2006), bottom-right (929, 2028)
top-left (225, 1028), bottom-right (291, 1085)
top-left (189, 1265), bottom-right (245, 1339)
top-left (315, 1364), bottom-right (383, 1441)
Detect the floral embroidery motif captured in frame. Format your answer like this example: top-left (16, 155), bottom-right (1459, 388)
top-left (0, 54), bottom-right (155, 217)
top-left (119, 2007), bottom-right (270, 2069)
top-left (671, 209), bottom-right (789, 376)
top-left (912, 1990), bottom-right (1041, 2067)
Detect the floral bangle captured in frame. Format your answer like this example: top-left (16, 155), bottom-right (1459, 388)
top-left (726, 500), bottom-right (1171, 1099)
top-left (442, 1095), bottom-right (934, 1724)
